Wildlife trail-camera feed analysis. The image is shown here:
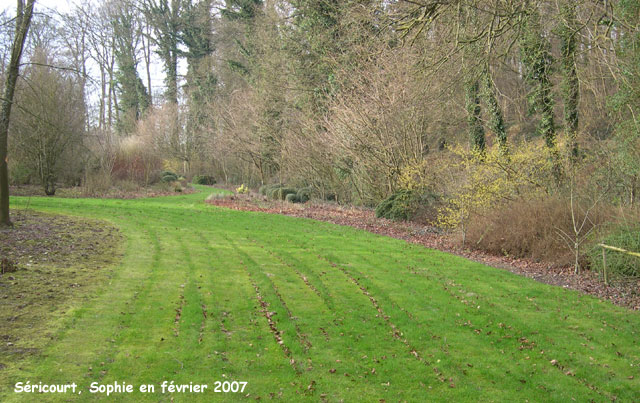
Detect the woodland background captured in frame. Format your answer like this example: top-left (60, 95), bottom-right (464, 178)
top-left (2, 0), bottom-right (640, 277)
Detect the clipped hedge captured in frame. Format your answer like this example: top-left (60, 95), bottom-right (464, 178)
top-left (259, 184), bottom-right (311, 202)
top-left (261, 184), bottom-right (282, 197)
top-left (285, 193), bottom-right (300, 203)
top-left (265, 184), bottom-right (284, 199)
top-left (274, 187), bottom-right (297, 200)
top-left (296, 187), bottom-right (312, 203)
top-left (160, 171), bottom-right (178, 183)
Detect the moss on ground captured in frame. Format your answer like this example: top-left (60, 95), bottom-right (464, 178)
top-left (0, 211), bottom-right (123, 383)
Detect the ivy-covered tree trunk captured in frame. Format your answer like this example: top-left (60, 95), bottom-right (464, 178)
top-left (461, 7), bottom-right (486, 155)
top-left (143, 0), bottom-right (181, 105)
top-left (611, 0), bottom-right (640, 205)
top-left (466, 79), bottom-right (486, 153)
top-left (112, 0), bottom-right (149, 134)
top-left (520, 6), bottom-right (557, 160)
top-left (183, 0), bottom-right (216, 169)
top-left (559, 1), bottom-right (579, 161)
top-left (164, 47), bottom-right (179, 105)
top-left (481, 69), bottom-right (507, 154)
top-left (0, 0), bottom-right (35, 227)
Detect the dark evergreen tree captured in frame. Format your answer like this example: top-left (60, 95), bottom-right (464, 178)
top-left (182, 0), bottom-right (217, 171)
top-left (221, 0), bottom-right (262, 21)
top-left (288, 0), bottom-right (342, 113)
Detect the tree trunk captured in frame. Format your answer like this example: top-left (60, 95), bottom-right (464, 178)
top-left (142, 23), bottom-right (153, 106)
top-left (0, 0), bottom-right (36, 227)
top-left (165, 51), bottom-right (179, 105)
top-left (560, 2), bottom-right (579, 162)
top-left (44, 176), bottom-right (56, 196)
top-left (99, 66), bottom-right (106, 130)
top-left (482, 69), bottom-right (508, 155)
top-left (108, 45), bottom-right (116, 131)
top-left (465, 79), bottom-right (485, 153)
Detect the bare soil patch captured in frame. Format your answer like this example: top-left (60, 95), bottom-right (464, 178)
top-left (10, 184), bottom-right (196, 199)
top-left (207, 194), bottom-right (640, 310)
top-left (0, 210), bottom-right (123, 373)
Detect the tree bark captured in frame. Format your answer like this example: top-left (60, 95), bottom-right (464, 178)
top-left (0, 0), bottom-right (36, 227)
top-left (560, 1), bottom-right (579, 161)
top-left (482, 69), bottom-right (508, 155)
top-left (466, 79), bottom-right (485, 153)
top-left (142, 23), bottom-right (153, 107)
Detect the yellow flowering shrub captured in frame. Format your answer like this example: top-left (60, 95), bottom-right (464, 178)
top-left (162, 159), bottom-right (181, 174)
top-left (398, 160), bottom-right (431, 191)
top-left (436, 143), bottom-right (553, 239)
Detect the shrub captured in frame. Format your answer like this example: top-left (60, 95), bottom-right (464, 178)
top-left (193, 175), bottom-right (216, 185)
top-left (375, 189), bottom-right (439, 221)
top-left (274, 187), bottom-right (297, 200)
top-left (160, 171), bottom-right (178, 183)
top-left (466, 197), bottom-right (610, 267)
top-left (262, 184), bottom-right (297, 200)
top-left (259, 185), bottom-right (268, 195)
top-left (266, 188), bottom-right (279, 199)
top-left (9, 162), bottom-right (32, 185)
top-left (376, 190), bottom-right (412, 220)
top-left (115, 179), bottom-right (139, 192)
top-left (206, 192), bottom-right (230, 201)
top-left (264, 184), bottom-right (283, 198)
top-left (588, 226), bottom-right (640, 278)
top-left (296, 187), bottom-right (312, 203)
top-left (83, 171), bottom-right (112, 196)
top-left (414, 191), bottom-right (442, 224)
top-left (286, 193), bottom-right (300, 203)
top-left (325, 193), bottom-right (337, 202)
top-left (111, 136), bottom-right (163, 185)
top-left (437, 143), bottom-right (552, 233)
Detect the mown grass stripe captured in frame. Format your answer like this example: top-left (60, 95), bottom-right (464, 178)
top-left (3, 189), bottom-right (638, 402)
top-left (251, 220), bottom-right (608, 401)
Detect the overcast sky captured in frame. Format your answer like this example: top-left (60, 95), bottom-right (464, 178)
top-left (0, 0), bottom-right (183, 108)
top-left (0, 0), bottom-right (70, 15)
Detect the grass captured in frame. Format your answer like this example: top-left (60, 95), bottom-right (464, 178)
top-left (1, 185), bottom-right (639, 401)
top-left (0, 210), bottom-right (123, 388)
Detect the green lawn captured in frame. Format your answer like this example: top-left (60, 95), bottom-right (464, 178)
top-left (2, 186), bottom-right (639, 401)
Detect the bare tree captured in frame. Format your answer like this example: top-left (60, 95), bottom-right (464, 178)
top-left (11, 48), bottom-right (86, 196)
top-left (0, 0), bottom-right (35, 227)
top-left (82, 1), bottom-right (117, 131)
top-left (59, 6), bottom-right (91, 131)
